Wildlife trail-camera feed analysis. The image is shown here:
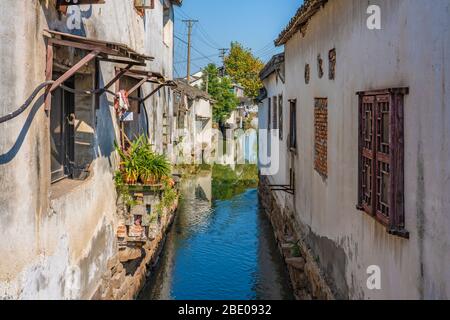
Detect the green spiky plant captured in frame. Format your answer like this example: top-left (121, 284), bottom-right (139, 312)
top-left (115, 135), bottom-right (172, 185)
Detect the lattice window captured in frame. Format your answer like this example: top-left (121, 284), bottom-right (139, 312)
top-left (357, 88), bottom-right (409, 238)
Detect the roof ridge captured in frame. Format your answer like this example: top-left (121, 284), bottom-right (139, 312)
top-left (275, 0), bottom-right (328, 46)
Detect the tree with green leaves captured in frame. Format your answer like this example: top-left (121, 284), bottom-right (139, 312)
top-left (224, 42), bottom-right (265, 100)
top-left (201, 64), bottom-right (238, 126)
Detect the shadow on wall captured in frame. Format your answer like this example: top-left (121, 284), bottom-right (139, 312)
top-left (0, 59), bottom-right (117, 170)
top-left (0, 3), bottom-right (96, 164)
top-left (0, 95), bottom-right (45, 165)
top-left (95, 71), bottom-right (117, 169)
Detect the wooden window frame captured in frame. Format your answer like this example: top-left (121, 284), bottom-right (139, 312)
top-left (278, 94), bottom-right (283, 140)
top-left (288, 99), bottom-right (297, 152)
top-left (272, 96), bottom-right (278, 130)
top-left (357, 88), bottom-right (409, 239)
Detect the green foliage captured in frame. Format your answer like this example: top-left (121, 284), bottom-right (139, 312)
top-left (114, 171), bottom-right (137, 207)
top-left (155, 178), bottom-right (178, 218)
top-left (114, 135), bottom-right (172, 185)
top-left (201, 64), bottom-right (238, 124)
top-left (224, 42), bottom-right (265, 99)
top-left (211, 164), bottom-right (259, 201)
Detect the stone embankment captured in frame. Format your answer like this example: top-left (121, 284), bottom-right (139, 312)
top-left (92, 190), bottom-right (178, 300)
top-left (259, 176), bottom-right (334, 300)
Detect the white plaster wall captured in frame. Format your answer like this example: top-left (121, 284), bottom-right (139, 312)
top-left (0, 0), bottom-right (176, 299)
top-left (260, 72), bottom-right (292, 211)
top-left (283, 0), bottom-right (450, 299)
top-left (194, 99), bottom-right (213, 164)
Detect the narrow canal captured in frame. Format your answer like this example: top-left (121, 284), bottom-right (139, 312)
top-left (138, 165), bottom-right (294, 300)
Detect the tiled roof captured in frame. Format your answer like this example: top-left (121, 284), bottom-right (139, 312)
top-left (259, 53), bottom-right (285, 81)
top-left (174, 80), bottom-right (213, 102)
top-left (275, 0), bottom-right (328, 46)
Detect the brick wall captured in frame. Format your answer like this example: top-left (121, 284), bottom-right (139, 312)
top-left (314, 98), bottom-right (328, 178)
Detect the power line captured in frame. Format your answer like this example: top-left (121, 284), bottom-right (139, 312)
top-left (174, 34), bottom-right (217, 64)
top-left (176, 7), bottom-right (224, 49)
top-left (175, 54), bottom-right (218, 64)
top-left (193, 29), bottom-right (221, 50)
top-left (197, 23), bottom-right (222, 49)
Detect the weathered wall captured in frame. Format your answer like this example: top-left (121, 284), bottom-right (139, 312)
top-left (281, 0), bottom-right (450, 299)
top-left (260, 71), bottom-right (293, 213)
top-left (0, 0), bottom-right (176, 299)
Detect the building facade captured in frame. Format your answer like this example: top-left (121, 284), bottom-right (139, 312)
top-left (0, 0), bottom-right (181, 299)
top-left (173, 80), bottom-right (214, 165)
top-left (260, 0), bottom-right (450, 299)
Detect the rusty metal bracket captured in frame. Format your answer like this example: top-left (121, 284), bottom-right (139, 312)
top-left (99, 64), bottom-right (134, 95)
top-left (45, 49), bottom-right (100, 111)
top-left (128, 77), bottom-right (148, 96)
top-left (141, 84), bottom-right (166, 103)
top-left (269, 185), bottom-right (295, 195)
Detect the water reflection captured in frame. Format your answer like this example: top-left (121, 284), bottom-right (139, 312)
top-left (138, 165), bottom-right (293, 300)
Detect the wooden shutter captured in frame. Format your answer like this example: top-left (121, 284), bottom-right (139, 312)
top-left (358, 95), bottom-right (375, 215)
top-left (279, 94), bottom-right (283, 140)
top-left (272, 96), bottom-right (278, 130)
top-left (375, 94), bottom-right (391, 225)
top-left (357, 88), bottom-right (408, 238)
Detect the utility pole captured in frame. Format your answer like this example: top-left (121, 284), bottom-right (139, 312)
top-left (218, 48), bottom-right (229, 77)
top-left (182, 19), bottom-right (198, 84)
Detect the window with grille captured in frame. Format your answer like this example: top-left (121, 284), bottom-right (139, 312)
top-left (357, 88), bottom-right (409, 238)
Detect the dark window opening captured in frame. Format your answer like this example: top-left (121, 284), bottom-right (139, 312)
top-left (50, 66), bottom-right (96, 184)
top-left (279, 94), bottom-right (283, 140)
top-left (329, 49), bottom-right (336, 80)
top-left (51, 75), bottom-right (75, 184)
top-left (288, 99), bottom-right (297, 151)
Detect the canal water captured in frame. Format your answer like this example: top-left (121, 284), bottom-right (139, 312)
top-left (138, 165), bottom-right (294, 300)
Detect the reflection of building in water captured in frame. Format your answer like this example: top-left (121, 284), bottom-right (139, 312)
top-left (194, 171), bottom-right (212, 203)
top-left (177, 170), bottom-right (213, 232)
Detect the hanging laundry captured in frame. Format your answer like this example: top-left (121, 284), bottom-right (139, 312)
top-left (114, 90), bottom-right (130, 117)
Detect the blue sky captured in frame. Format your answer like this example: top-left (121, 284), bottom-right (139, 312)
top-left (173, 0), bottom-right (304, 78)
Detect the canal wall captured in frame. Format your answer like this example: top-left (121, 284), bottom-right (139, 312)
top-left (92, 198), bottom-right (178, 300)
top-left (259, 176), bottom-right (335, 300)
